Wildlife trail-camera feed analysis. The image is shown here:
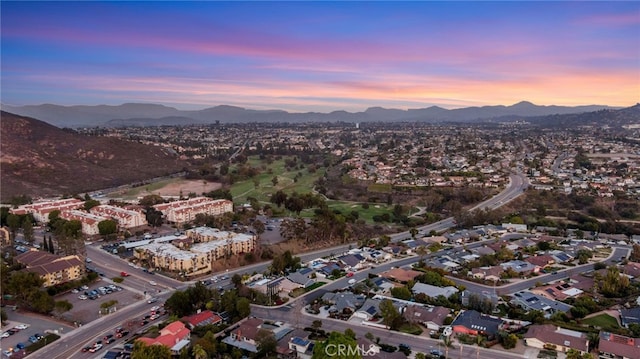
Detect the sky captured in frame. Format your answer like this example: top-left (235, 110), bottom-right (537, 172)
top-left (1, 1), bottom-right (639, 112)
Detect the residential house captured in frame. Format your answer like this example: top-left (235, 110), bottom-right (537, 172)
top-left (470, 266), bottom-right (503, 282)
top-left (337, 253), bottom-right (367, 271)
top-left (621, 261), bottom-right (640, 282)
top-left (182, 310), bottom-right (222, 329)
top-left (620, 307), bottom-right (640, 328)
top-left (451, 310), bottom-right (503, 338)
top-left (15, 251), bottom-right (85, 287)
top-left (379, 268), bottom-right (422, 283)
top-left (500, 260), bottom-right (538, 275)
top-left (524, 324), bottom-right (589, 354)
top-left (403, 305), bottom-right (450, 331)
top-left (317, 262), bottom-right (343, 277)
top-left (287, 268), bottom-right (315, 289)
top-left (353, 298), bottom-right (384, 321)
top-left (598, 331), bottom-right (640, 359)
top-left (550, 250), bottom-right (574, 264)
top-left (223, 317), bottom-right (292, 353)
top-left (288, 337), bottom-right (313, 358)
top-left (411, 283), bottom-right (459, 299)
top-left (137, 321), bottom-right (191, 355)
top-left (370, 277), bottom-right (395, 294)
top-left (321, 291), bottom-right (366, 316)
top-left (525, 255), bottom-right (555, 269)
top-left (511, 291), bottom-right (572, 318)
top-left (59, 210), bottom-right (105, 236)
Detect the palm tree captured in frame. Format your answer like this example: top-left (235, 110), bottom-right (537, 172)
top-left (192, 344), bottom-right (208, 359)
top-left (442, 336), bottom-right (452, 359)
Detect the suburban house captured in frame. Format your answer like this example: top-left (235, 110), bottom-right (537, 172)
top-left (500, 260), bottom-right (538, 275)
top-left (286, 268), bottom-right (316, 288)
top-left (223, 317), bottom-right (292, 353)
top-left (337, 253), bottom-right (367, 271)
top-left (470, 266), bottom-right (503, 282)
top-left (181, 310), bottom-right (223, 329)
top-left (403, 305), bottom-right (450, 331)
top-left (524, 254), bottom-right (555, 269)
top-left (15, 251), bottom-right (85, 287)
top-left (154, 197), bottom-right (233, 225)
top-left (136, 321), bottom-right (191, 355)
top-left (321, 291), bottom-right (366, 316)
top-left (620, 307), bottom-right (640, 328)
top-left (598, 331), bottom-right (640, 359)
top-left (450, 310), bottom-right (503, 338)
top-left (411, 283), bottom-right (459, 299)
top-left (621, 261), bottom-right (640, 281)
top-left (511, 291), bottom-right (572, 318)
top-left (379, 267), bottom-right (422, 283)
top-left (524, 324), bottom-right (589, 354)
top-left (353, 298), bottom-right (402, 322)
top-left (288, 337), bottom-right (313, 358)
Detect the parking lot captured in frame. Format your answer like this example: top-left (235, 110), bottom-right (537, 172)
top-left (0, 310), bottom-right (74, 357)
top-left (55, 280), bottom-right (143, 325)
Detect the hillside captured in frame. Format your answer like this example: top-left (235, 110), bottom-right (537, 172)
top-left (1, 101), bottom-right (619, 127)
top-left (0, 111), bottom-right (187, 202)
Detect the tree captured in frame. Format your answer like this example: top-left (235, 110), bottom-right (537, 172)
top-left (84, 199), bottom-right (101, 211)
top-left (54, 300), bottom-right (73, 312)
top-left (22, 219), bottom-right (34, 244)
top-left (379, 299), bottom-right (403, 330)
top-left (98, 220), bottom-right (118, 237)
top-left (1, 309), bottom-right (7, 324)
top-left (165, 290), bottom-right (192, 317)
top-left (312, 320), bottom-right (323, 330)
top-left (30, 290), bottom-right (55, 314)
top-left (139, 194), bottom-right (165, 207)
top-left (6, 213), bottom-right (21, 241)
top-left (390, 286), bottom-right (412, 301)
top-left (501, 333), bottom-right (518, 349)
top-left (236, 297), bottom-right (251, 318)
top-left (192, 344), bottom-right (208, 359)
top-left (344, 328), bottom-right (356, 340)
top-left (131, 341), bottom-right (172, 359)
top-left (231, 273), bottom-right (243, 287)
top-left (48, 237), bottom-right (55, 254)
top-left (255, 328), bottom-right (277, 357)
top-left (145, 207), bottom-right (164, 227)
top-left (271, 176), bottom-right (279, 186)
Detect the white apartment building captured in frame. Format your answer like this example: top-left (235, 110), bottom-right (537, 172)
top-left (153, 197), bottom-right (233, 225)
top-left (59, 209), bottom-right (106, 236)
top-left (90, 205), bottom-right (147, 228)
top-left (11, 198), bottom-right (83, 223)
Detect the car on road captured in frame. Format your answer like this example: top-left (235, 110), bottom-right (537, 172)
top-left (89, 344), bottom-right (103, 353)
top-left (14, 324), bottom-right (29, 330)
top-left (105, 338), bottom-right (116, 344)
top-left (103, 334), bottom-right (113, 341)
top-left (399, 343), bottom-right (411, 351)
top-left (149, 281), bottom-right (157, 286)
top-left (346, 272), bottom-right (354, 277)
top-left (429, 349), bottom-right (444, 358)
top-left (147, 297), bottom-right (158, 304)
top-left (120, 271), bottom-right (130, 277)
top-left (81, 346), bottom-right (93, 352)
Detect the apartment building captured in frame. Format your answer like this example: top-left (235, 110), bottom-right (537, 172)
top-left (134, 227), bottom-right (256, 276)
top-left (15, 251), bottom-right (85, 287)
top-left (11, 198), bottom-right (83, 223)
top-left (59, 209), bottom-right (105, 236)
top-left (90, 204), bottom-right (147, 228)
top-left (153, 197), bottom-right (233, 225)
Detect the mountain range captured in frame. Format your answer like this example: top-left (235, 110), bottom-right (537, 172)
top-left (0, 111), bottom-right (187, 202)
top-left (1, 101), bottom-right (622, 128)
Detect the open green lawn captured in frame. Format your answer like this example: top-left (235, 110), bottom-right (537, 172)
top-left (229, 156), bottom-right (326, 204)
top-left (582, 313), bottom-right (619, 329)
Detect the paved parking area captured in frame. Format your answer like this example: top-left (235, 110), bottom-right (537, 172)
top-left (56, 280), bottom-right (143, 325)
top-left (0, 309), bottom-right (73, 354)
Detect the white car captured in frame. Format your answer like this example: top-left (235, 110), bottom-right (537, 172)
top-left (149, 281), bottom-right (157, 286)
top-left (71, 289), bottom-right (79, 293)
top-left (150, 306), bottom-right (160, 312)
top-left (78, 295), bottom-right (88, 300)
top-left (14, 324), bottom-right (29, 330)
top-left (1, 332), bottom-right (10, 338)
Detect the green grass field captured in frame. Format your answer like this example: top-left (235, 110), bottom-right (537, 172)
top-left (582, 314), bottom-right (619, 329)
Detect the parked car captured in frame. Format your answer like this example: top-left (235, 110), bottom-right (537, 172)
top-left (14, 324), bottom-right (29, 330)
top-left (78, 295), bottom-right (88, 300)
top-left (15, 343), bottom-right (25, 350)
top-left (0, 332), bottom-right (10, 338)
top-left (29, 335), bottom-right (39, 343)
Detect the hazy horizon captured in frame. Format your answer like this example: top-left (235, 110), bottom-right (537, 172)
top-left (2, 2), bottom-right (639, 113)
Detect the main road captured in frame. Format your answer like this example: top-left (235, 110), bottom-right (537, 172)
top-left (33, 172), bottom-right (530, 357)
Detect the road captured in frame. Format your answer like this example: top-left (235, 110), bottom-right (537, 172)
top-left (29, 171), bottom-right (530, 357)
top-left (250, 305), bottom-right (524, 359)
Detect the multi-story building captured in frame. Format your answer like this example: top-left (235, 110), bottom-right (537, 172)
top-left (153, 197), bottom-right (233, 225)
top-left (59, 210), bottom-right (106, 236)
top-left (90, 205), bottom-right (147, 228)
top-left (11, 198), bottom-right (83, 223)
top-left (15, 251), bottom-right (85, 287)
top-left (134, 227), bottom-right (256, 276)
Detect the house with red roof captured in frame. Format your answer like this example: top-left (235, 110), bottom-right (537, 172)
top-left (137, 321), bottom-right (190, 354)
top-left (182, 310), bottom-right (222, 329)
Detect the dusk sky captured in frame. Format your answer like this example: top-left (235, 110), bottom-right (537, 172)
top-left (1, 1), bottom-right (639, 112)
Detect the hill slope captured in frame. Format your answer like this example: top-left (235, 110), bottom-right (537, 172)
top-left (0, 111), bottom-right (187, 201)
